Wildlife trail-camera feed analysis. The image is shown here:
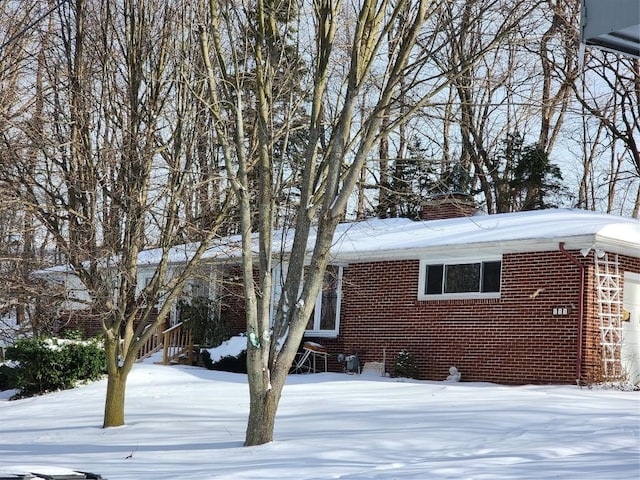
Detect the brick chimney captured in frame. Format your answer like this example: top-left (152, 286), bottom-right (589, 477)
top-left (420, 193), bottom-right (477, 221)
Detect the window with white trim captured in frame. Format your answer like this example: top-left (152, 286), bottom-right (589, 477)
top-left (271, 264), bottom-right (342, 337)
top-left (306, 265), bottom-right (342, 336)
top-left (418, 258), bottom-right (501, 300)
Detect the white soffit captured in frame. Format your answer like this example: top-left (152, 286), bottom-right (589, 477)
top-left (581, 0), bottom-right (640, 58)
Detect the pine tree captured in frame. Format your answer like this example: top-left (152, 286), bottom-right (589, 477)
top-left (379, 139), bottom-right (441, 220)
top-left (510, 144), bottom-right (564, 211)
top-left (490, 132), bottom-right (565, 212)
top-left (393, 349), bottom-right (419, 379)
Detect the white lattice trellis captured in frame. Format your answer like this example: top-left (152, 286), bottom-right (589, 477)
top-left (594, 253), bottom-right (623, 379)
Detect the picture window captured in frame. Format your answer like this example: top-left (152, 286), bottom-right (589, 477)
top-left (420, 259), bottom-right (501, 300)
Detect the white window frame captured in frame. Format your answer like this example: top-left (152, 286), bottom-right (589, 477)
top-left (306, 265), bottom-right (343, 338)
top-left (271, 264), bottom-right (343, 338)
top-left (418, 257), bottom-right (502, 301)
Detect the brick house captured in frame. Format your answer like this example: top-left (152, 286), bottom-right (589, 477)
top-left (219, 199), bottom-right (640, 385)
top-left (45, 198), bottom-right (640, 385)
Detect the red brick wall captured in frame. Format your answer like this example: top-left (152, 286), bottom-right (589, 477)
top-left (335, 250), bottom-right (640, 384)
top-left (216, 247), bottom-right (640, 384)
top-left (219, 266), bottom-right (248, 336)
top-left (55, 311), bottom-right (105, 338)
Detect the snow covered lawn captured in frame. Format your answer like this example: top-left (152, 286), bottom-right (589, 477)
top-left (1, 363), bottom-right (638, 479)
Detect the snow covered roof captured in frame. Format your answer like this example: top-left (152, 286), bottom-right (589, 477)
top-left (158, 208), bottom-right (640, 266)
top-left (580, 0), bottom-right (640, 59)
top-left (328, 208), bottom-right (640, 262)
top-left (49, 209), bottom-right (639, 271)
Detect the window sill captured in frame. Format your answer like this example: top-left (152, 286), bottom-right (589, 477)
top-left (304, 331), bottom-right (338, 338)
top-left (418, 292), bottom-right (501, 301)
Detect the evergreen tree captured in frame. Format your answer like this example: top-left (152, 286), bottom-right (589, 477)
top-left (493, 131), bottom-right (524, 213)
top-left (510, 144), bottom-right (564, 211)
top-left (439, 161), bottom-right (472, 196)
top-left (380, 139), bottom-right (451, 220)
top-left (388, 139), bottom-right (437, 219)
top-left (489, 132), bottom-right (565, 212)
top-left (378, 137), bottom-right (476, 220)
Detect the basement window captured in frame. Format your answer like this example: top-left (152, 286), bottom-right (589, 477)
top-left (418, 259), bottom-right (501, 300)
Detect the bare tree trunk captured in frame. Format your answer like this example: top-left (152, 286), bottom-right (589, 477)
top-left (538, 0), bottom-right (579, 152)
top-left (103, 374), bottom-right (127, 428)
top-left (102, 337), bottom-right (130, 428)
top-left (378, 117), bottom-right (391, 218)
top-left (246, 0), bottom-right (430, 446)
top-left (245, 387), bottom-right (279, 445)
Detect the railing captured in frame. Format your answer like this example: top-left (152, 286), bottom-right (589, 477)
top-left (136, 322), bottom-right (193, 365)
top-left (137, 324), bottom-right (161, 361)
top-left (161, 322), bottom-right (193, 365)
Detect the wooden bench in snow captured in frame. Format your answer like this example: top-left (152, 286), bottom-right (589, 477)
top-left (292, 341), bottom-right (328, 373)
top-left (303, 341), bottom-right (327, 354)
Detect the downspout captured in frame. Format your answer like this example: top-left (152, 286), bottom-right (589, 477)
top-left (559, 242), bottom-right (585, 383)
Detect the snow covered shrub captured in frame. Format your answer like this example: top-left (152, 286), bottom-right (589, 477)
top-left (201, 349), bottom-right (214, 369)
top-left (591, 381), bottom-right (640, 391)
top-left (393, 349), bottom-right (419, 379)
top-left (208, 350), bottom-right (247, 373)
top-left (5, 336), bottom-right (106, 397)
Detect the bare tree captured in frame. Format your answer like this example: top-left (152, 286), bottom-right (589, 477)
top-left (419, 0), bottom-right (578, 213)
top-left (0, 0), bottom-right (58, 338)
top-left (0, 0), bottom-right (235, 427)
top-left (197, 0), bottom-right (468, 445)
top-left (537, 0), bottom-right (581, 152)
top-left (572, 51), bottom-right (640, 217)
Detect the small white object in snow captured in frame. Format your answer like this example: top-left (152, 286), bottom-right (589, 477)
top-left (446, 366), bottom-right (461, 382)
top-left (361, 362), bottom-right (385, 376)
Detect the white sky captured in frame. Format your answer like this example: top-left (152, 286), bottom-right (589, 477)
top-left (1, 338), bottom-right (638, 479)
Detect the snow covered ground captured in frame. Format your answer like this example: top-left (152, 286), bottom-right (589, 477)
top-left (1, 362), bottom-right (639, 479)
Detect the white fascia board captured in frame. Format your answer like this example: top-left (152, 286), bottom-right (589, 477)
top-left (593, 234), bottom-right (640, 258)
top-left (329, 235), bottom-right (612, 264)
top-left (148, 235), bottom-right (639, 268)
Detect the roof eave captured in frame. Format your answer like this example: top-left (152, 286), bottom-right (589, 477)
top-left (330, 233), bottom-right (640, 264)
top-left (593, 234), bottom-right (640, 258)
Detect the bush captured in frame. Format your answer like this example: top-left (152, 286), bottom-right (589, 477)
top-left (0, 363), bottom-right (18, 391)
top-left (5, 336), bottom-right (106, 397)
top-left (204, 349), bottom-right (247, 373)
top-left (393, 349), bottom-right (419, 379)
top-left (201, 349), bottom-right (214, 369)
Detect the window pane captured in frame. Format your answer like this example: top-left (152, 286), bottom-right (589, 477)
top-left (444, 263), bottom-right (480, 293)
top-left (320, 267), bottom-right (338, 330)
top-left (300, 266), bottom-right (315, 329)
top-left (190, 279), bottom-right (208, 298)
top-left (425, 264), bottom-right (444, 294)
top-left (482, 261), bottom-right (501, 292)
